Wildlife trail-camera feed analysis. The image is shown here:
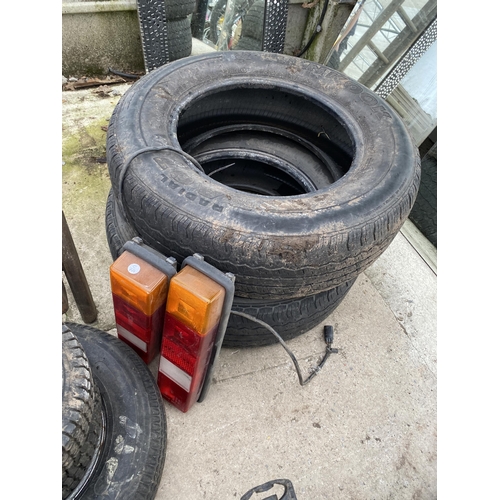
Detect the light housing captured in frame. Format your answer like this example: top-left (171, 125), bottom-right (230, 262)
top-left (157, 254), bottom-right (235, 412)
top-left (109, 238), bottom-right (177, 364)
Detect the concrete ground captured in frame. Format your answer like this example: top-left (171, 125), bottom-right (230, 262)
top-left (62, 75), bottom-right (437, 499)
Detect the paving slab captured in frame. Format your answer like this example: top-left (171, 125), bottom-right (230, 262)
top-left (62, 81), bottom-right (437, 499)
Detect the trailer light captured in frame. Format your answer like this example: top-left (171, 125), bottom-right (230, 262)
top-left (158, 255), bottom-right (235, 412)
top-left (109, 238), bottom-right (177, 365)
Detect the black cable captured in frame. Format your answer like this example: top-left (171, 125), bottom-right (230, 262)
top-left (230, 311), bottom-right (337, 386)
top-left (116, 146), bottom-right (205, 225)
top-left (296, 0), bottom-right (330, 58)
top-left (108, 67), bottom-right (141, 80)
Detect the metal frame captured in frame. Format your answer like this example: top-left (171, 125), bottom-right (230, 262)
top-left (137, 0), bottom-right (289, 68)
top-left (375, 17), bottom-right (437, 99)
top-left (136, 0), bottom-right (170, 72)
top-left (337, 0), bottom-right (436, 89)
top-left (262, 0), bottom-right (289, 53)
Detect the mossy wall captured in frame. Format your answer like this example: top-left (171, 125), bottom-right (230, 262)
top-left (62, 11), bottom-right (145, 77)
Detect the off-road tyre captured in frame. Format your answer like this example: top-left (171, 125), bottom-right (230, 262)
top-left (62, 325), bottom-right (102, 499)
top-left (64, 323), bottom-right (167, 499)
top-left (106, 51), bottom-right (420, 300)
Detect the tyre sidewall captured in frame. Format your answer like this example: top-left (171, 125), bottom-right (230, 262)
top-left (66, 323), bottom-right (167, 500)
top-left (108, 52), bottom-right (419, 297)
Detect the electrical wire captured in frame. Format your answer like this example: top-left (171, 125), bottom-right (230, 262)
top-left (230, 310), bottom-right (337, 386)
top-left (296, 0), bottom-right (330, 58)
top-left (108, 67), bottom-right (141, 80)
top-left (116, 145), bottom-right (205, 225)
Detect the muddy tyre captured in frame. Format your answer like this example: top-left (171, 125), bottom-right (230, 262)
top-left (106, 51), bottom-right (420, 300)
top-left (104, 188), bottom-right (354, 346)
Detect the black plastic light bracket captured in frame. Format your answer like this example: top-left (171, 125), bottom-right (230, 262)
top-left (121, 237), bottom-right (178, 283)
top-left (181, 254), bottom-right (235, 403)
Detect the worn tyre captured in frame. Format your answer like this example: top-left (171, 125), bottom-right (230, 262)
top-left (106, 123), bottom-right (343, 261)
top-left (106, 188), bottom-right (138, 261)
top-left (232, 35), bottom-right (262, 51)
top-left (226, 279), bottom-right (355, 347)
top-left (104, 188), bottom-right (354, 346)
top-left (239, 0), bottom-right (264, 41)
top-left (62, 325), bottom-right (102, 499)
top-left (165, 0), bottom-right (196, 20)
top-left (183, 126), bottom-right (343, 190)
top-left (64, 322), bottom-right (167, 499)
top-left (409, 143), bottom-right (437, 247)
top-left (107, 51), bottom-right (420, 300)
top-left (166, 17), bottom-right (192, 62)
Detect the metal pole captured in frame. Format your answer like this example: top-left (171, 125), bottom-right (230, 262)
top-left (62, 211), bottom-right (98, 324)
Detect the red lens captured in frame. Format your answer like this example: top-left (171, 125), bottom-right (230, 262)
top-left (113, 293), bottom-right (166, 364)
top-left (158, 313), bottom-right (219, 412)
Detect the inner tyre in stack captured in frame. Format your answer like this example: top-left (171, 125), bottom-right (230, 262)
top-left (105, 51), bottom-right (420, 347)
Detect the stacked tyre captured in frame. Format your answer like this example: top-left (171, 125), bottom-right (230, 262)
top-left (105, 51), bottom-right (421, 347)
top-left (232, 0), bottom-right (264, 51)
top-left (164, 0), bottom-right (196, 62)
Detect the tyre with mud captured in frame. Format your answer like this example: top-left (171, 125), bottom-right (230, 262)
top-left (104, 188), bottom-right (355, 347)
top-left (106, 51), bottom-right (420, 300)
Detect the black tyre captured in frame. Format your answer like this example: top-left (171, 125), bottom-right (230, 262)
top-left (232, 35), bottom-right (262, 51)
top-left (62, 325), bottom-right (102, 499)
top-left (107, 51), bottom-right (420, 300)
top-left (226, 279), bottom-right (355, 347)
top-left (64, 322), bottom-right (167, 500)
top-left (208, 0), bottom-right (227, 43)
top-left (104, 188), bottom-right (354, 346)
top-left (239, 0), bottom-right (264, 40)
top-left (165, 0), bottom-right (196, 20)
top-left (409, 143), bottom-right (437, 247)
top-left (105, 123), bottom-right (343, 261)
top-left (105, 188), bottom-right (138, 261)
top-left (183, 126), bottom-right (344, 190)
top-left (166, 17), bottom-right (192, 62)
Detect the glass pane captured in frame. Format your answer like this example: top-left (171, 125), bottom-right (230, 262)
top-left (195, 0), bottom-right (264, 51)
top-left (386, 40), bottom-right (437, 146)
top-left (327, 0), bottom-right (436, 89)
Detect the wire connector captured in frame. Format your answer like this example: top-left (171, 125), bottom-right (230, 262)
top-left (230, 311), bottom-right (338, 386)
top-left (324, 325), bottom-right (338, 353)
top-left (324, 325), bottom-right (334, 345)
